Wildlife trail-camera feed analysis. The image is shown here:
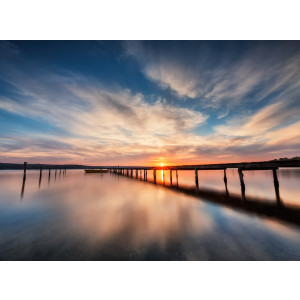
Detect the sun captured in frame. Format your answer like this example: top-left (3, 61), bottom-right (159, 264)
top-left (160, 162), bottom-right (164, 167)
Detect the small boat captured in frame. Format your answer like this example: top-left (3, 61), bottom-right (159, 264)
top-left (84, 169), bottom-right (108, 173)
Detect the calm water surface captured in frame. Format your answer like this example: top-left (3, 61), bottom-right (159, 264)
top-left (0, 169), bottom-right (300, 260)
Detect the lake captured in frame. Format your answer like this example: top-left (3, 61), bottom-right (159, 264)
top-left (1, 168), bottom-right (300, 260)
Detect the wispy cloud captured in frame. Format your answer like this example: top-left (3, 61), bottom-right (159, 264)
top-left (0, 41), bottom-right (300, 165)
top-left (124, 41), bottom-right (300, 111)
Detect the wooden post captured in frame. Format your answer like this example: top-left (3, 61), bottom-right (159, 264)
top-left (195, 168), bottom-right (199, 192)
top-left (153, 169), bottom-right (156, 184)
top-left (39, 166), bottom-right (42, 188)
top-left (163, 170), bottom-right (165, 186)
top-left (136, 169), bottom-right (138, 179)
top-left (224, 168), bottom-right (228, 194)
top-left (238, 168), bottom-right (245, 200)
top-left (170, 170), bottom-right (172, 186)
top-left (145, 169), bottom-right (147, 181)
top-left (272, 168), bottom-right (282, 207)
top-left (176, 169), bottom-right (178, 187)
top-left (23, 162), bottom-right (27, 177)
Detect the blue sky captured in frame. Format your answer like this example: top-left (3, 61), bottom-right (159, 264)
top-left (0, 40), bottom-right (299, 165)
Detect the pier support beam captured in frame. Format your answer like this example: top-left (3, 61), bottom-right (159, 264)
top-left (163, 170), bottom-right (165, 185)
top-left (153, 169), bottom-right (157, 184)
top-left (176, 169), bottom-right (178, 187)
top-left (39, 166), bottom-right (42, 188)
top-left (170, 170), bottom-right (172, 186)
top-left (224, 168), bottom-right (228, 194)
top-left (238, 168), bottom-right (246, 200)
top-left (195, 169), bottom-right (199, 192)
top-left (23, 162), bottom-right (27, 177)
top-left (272, 168), bottom-right (282, 207)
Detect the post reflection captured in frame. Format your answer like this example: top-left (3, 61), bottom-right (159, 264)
top-left (5, 169), bottom-right (300, 260)
top-left (110, 167), bottom-right (297, 228)
top-left (39, 167), bottom-right (42, 188)
top-left (20, 174), bottom-right (26, 200)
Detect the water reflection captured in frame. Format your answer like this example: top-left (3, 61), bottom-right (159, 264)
top-left (20, 174), bottom-right (26, 200)
top-left (39, 167), bottom-right (42, 188)
top-left (2, 169), bottom-right (300, 260)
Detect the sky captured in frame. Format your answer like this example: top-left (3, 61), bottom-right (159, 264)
top-left (0, 40), bottom-right (299, 166)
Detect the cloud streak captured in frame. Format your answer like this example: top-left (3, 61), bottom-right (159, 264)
top-left (0, 41), bottom-right (300, 165)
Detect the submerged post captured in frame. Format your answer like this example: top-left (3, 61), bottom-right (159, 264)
top-left (224, 168), bottom-right (228, 194)
top-left (176, 169), bottom-right (178, 187)
top-left (163, 170), bottom-right (165, 185)
top-left (48, 168), bottom-right (51, 184)
top-left (272, 168), bottom-right (282, 206)
top-left (39, 166), bottom-right (42, 188)
top-left (170, 169), bottom-right (172, 186)
top-left (21, 173), bottom-right (26, 199)
top-left (195, 168), bottom-right (199, 192)
top-left (23, 162), bottom-right (27, 177)
top-left (153, 169), bottom-right (156, 184)
top-left (238, 168), bottom-right (245, 200)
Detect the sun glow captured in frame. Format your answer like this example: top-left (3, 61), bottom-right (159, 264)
top-left (160, 163), bottom-right (164, 167)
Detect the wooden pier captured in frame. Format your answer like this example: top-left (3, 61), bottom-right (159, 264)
top-left (107, 160), bottom-right (300, 206)
top-left (17, 159), bottom-right (300, 227)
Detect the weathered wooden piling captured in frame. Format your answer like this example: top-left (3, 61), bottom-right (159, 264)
top-left (176, 169), bottom-right (178, 187)
top-left (39, 166), bottom-right (42, 188)
top-left (272, 168), bottom-right (282, 206)
top-left (23, 162), bottom-right (27, 177)
top-left (153, 169), bottom-right (156, 184)
top-left (163, 170), bottom-right (165, 186)
top-left (195, 168), bottom-right (199, 192)
top-left (48, 168), bottom-right (51, 184)
top-left (224, 168), bottom-right (228, 194)
top-left (238, 168), bottom-right (246, 200)
top-left (170, 170), bottom-right (173, 186)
